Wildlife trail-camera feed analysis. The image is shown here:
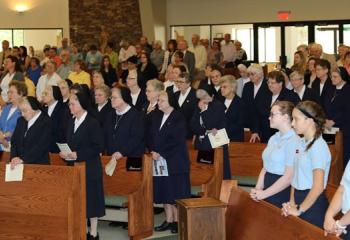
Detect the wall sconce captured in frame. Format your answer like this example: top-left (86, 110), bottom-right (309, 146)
top-left (15, 4), bottom-right (28, 14)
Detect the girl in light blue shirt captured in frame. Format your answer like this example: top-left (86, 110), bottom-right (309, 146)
top-left (324, 161), bottom-right (350, 239)
top-left (250, 101), bottom-right (299, 207)
top-left (282, 101), bottom-right (331, 228)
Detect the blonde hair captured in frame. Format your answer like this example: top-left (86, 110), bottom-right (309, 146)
top-left (247, 64), bottom-right (263, 77)
top-left (95, 84), bottom-right (111, 98)
top-left (147, 79), bottom-right (164, 92)
top-left (220, 75), bottom-right (237, 91)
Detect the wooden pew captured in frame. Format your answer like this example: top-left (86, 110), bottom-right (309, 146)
top-left (187, 141), bottom-right (224, 199)
top-left (328, 131), bottom-right (344, 185)
top-left (49, 153), bottom-right (153, 240)
top-left (0, 162), bottom-right (86, 240)
top-left (228, 131), bottom-right (343, 186)
top-left (228, 142), bottom-right (264, 177)
top-left (226, 186), bottom-right (338, 240)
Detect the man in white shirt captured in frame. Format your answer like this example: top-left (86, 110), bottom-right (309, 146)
top-left (36, 60), bottom-right (62, 102)
top-left (221, 33), bottom-right (237, 68)
top-left (119, 40), bottom-right (137, 70)
top-left (188, 34), bottom-right (207, 71)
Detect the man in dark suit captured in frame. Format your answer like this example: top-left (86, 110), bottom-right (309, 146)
top-left (177, 40), bottom-right (195, 78)
top-left (174, 72), bottom-right (198, 138)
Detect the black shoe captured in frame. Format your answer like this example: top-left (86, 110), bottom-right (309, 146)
top-left (154, 221), bottom-right (172, 231)
top-left (87, 232), bottom-right (91, 240)
top-left (90, 233), bottom-right (99, 240)
top-left (171, 222), bottom-right (178, 234)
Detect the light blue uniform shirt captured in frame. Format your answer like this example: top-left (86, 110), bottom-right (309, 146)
top-left (340, 161), bottom-right (350, 214)
top-left (262, 129), bottom-right (300, 175)
top-left (291, 137), bottom-right (331, 190)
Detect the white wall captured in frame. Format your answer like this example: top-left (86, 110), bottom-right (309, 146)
top-left (0, 0), bottom-right (69, 38)
top-left (167, 0), bottom-right (350, 27)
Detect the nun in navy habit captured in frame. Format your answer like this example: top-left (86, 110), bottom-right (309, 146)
top-left (59, 91), bottom-right (104, 240)
top-left (10, 96), bottom-right (52, 166)
top-left (42, 85), bottom-right (68, 153)
top-left (150, 90), bottom-right (190, 234)
top-left (190, 84), bottom-right (231, 180)
top-left (104, 86), bottom-right (144, 158)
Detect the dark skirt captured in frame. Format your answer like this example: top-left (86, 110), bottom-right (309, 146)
top-left (86, 178), bottom-right (106, 218)
top-left (343, 226), bottom-right (350, 240)
top-left (223, 145), bottom-right (231, 180)
top-left (153, 173), bottom-right (191, 204)
top-left (343, 135), bottom-right (350, 170)
top-left (263, 172), bottom-right (291, 208)
top-left (294, 189), bottom-right (328, 228)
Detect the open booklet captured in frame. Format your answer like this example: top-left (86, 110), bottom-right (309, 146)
top-left (153, 156), bottom-right (169, 177)
top-left (208, 128), bottom-right (230, 148)
top-left (56, 143), bottom-right (75, 161)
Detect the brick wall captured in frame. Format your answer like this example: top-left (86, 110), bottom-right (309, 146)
top-left (69, 0), bottom-right (143, 49)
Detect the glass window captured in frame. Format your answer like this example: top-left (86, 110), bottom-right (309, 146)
top-left (285, 26), bottom-right (308, 67)
top-left (212, 24), bottom-right (254, 60)
top-left (13, 30), bottom-right (24, 46)
top-left (23, 29), bottom-right (63, 50)
top-left (258, 27), bottom-right (281, 63)
top-left (171, 26), bottom-right (210, 45)
top-left (343, 24), bottom-right (350, 46)
top-left (0, 30), bottom-right (13, 47)
top-left (315, 25), bottom-right (339, 55)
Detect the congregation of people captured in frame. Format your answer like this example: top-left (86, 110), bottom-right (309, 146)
top-left (2, 33), bottom-right (350, 239)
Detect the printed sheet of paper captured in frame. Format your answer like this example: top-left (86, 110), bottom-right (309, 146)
top-left (5, 164), bottom-right (23, 182)
top-left (153, 157), bottom-right (169, 177)
top-left (208, 128), bottom-right (230, 148)
top-left (56, 143), bottom-right (75, 161)
top-left (105, 157), bottom-right (117, 176)
top-left (324, 127), bottom-right (339, 135)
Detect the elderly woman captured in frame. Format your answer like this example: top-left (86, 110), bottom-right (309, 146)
top-left (290, 70), bottom-right (320, 104)
top-left (151, 91), bottom-right (190, 234)
top-left (236, 64), bottom-right (250, 98)
top-left (68, 60), bottom-right (91, 88)
top-left (174, 72), bottom-right (197, 139)
top-left (150, 40), bottom-right (165, 71)
top-left (143, 79), bottom-right (164, 149)
top-left (36, 60), bottom-right (62, 101)
top-left (220, 75), bottom-right (244, 142)
top-left (250, 70), bottom-right (299, 143)
top-left (190, 84), bottom-right (231, 179)
top-left (10, 96), bottom-right (52, 166)
top-left (104, 86), bottom-right (144, 159)
top-left (60, 91), bottom-right (105, 240)
top-left (95, 84), bottom-right (112, 127)
top-left (42, 85), bottom-right (67, 153)
top-left (323, 67), bottom-right (350, 166)
top-left (0, 81), bottom-right (27, 152)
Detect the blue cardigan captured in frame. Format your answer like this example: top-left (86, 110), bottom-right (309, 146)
top-left (0, 104), bottom-right (21, 149)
